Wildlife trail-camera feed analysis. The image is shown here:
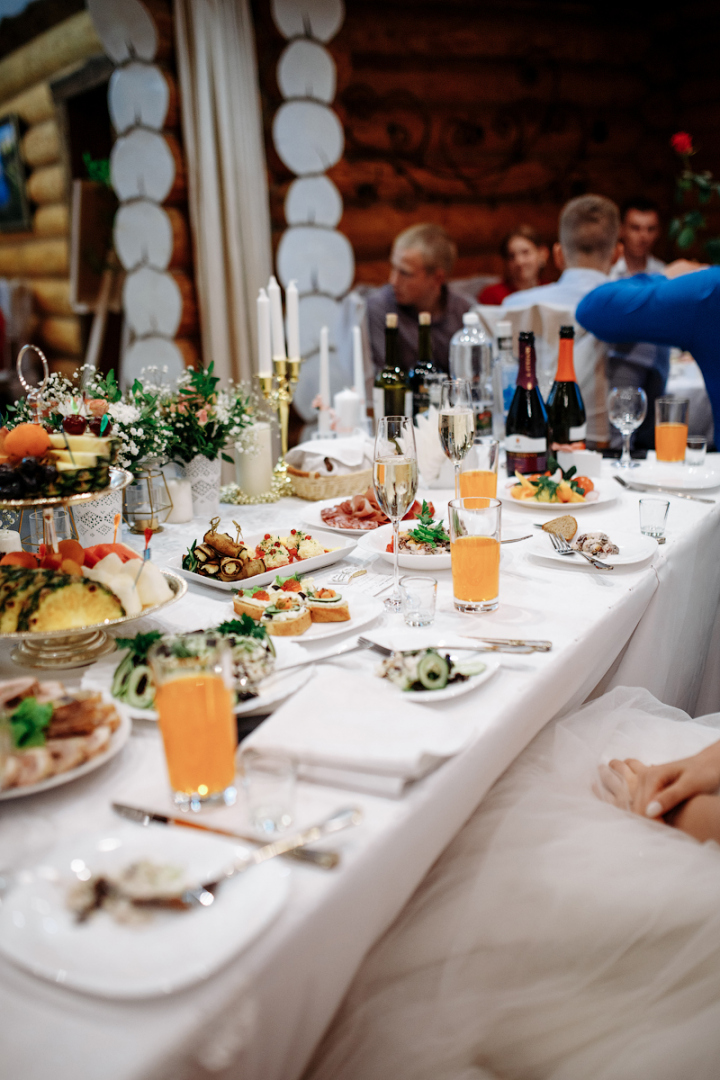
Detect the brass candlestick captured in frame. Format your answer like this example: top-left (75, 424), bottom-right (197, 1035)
top-left (256, 356), bottom-right (302, 495)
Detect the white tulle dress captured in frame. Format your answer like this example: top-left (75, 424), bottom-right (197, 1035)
top-left (304, 687), bottom-right (720, 1080)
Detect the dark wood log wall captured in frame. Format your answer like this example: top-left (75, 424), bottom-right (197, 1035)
top-left (254, 0), bottom-right (720, 285)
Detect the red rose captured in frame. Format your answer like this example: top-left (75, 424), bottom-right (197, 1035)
top-left (671, 132), bottom-right (693, 155)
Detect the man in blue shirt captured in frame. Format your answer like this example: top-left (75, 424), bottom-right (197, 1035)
top-left (576, 262), bottom-right (718, 435)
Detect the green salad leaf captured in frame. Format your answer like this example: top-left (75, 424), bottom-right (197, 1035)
top-left (115, 630), bottom-right (163, 661)
top-left (405, 500), bottom-right (450, 548)
top-left (9, 697), bottom-right (53, 749)
top-left (215, 615), bottom-right (269, 641)
top-left (182, 540), bottom-right (199, 572)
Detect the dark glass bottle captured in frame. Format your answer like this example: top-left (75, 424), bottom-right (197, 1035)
top-left (373, 313), bottom-right (411, 425)
top-left (410, 312), bottom-right (437, 416)
top-left (505, 330), bottom-right (548, 476)
top-left (546, 325), bottom-right (587, 450)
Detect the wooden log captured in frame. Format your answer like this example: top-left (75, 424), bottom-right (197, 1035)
top-left (110, 129), bottom-right (185, 205)
top-left (122, 266), bottom-right (197, 338)
top-left (140, 0), bottom-right (175, 63)
top-left (26, 164), bottom-right (66, 205)
top-left (113, 200), bottom-right (190, 270)
top-left (29, 278), bottom-right (73, 316)
top-left (86, 0), bottom-right (157, 64)
top-left (39, 316), bottom-right (83, 356)
top-left (0, 12), bottom-right (103, 103)
top-left (20, 119), bottom-right (60, 168)
top-left (171, 271), bottom-right (198, 337)
top-left (108, 63), bottom-right (178, 135)
top-left (121, 335), bottom-right (187, 389)
top-left (0, 81), bottom-right (55, 126)
top-left (33, 204), bottom-right (69, 238)
top-left (174, 338), bottom-right (201, 369)
top-left (0, 238), bottom-right (69, 277)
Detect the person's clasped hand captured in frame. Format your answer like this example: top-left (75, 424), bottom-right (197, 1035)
top-left (605, 741), bottom-right (720, 819)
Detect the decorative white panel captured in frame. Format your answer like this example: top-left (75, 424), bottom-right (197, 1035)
top-left (277, 39), bottom-right (336, 102)
top-left (285, 176), bottom-right (343, 227)
top-left (270, 0), bottom-right (344, 43)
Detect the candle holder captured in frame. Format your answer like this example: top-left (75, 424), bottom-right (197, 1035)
top-left (255, 355), bottom-right (302, 496)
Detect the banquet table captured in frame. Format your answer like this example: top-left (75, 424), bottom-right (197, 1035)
top-left (2, 459), bottom-right (720, 1080)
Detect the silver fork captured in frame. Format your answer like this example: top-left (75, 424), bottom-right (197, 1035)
top-left (326, 567), bottom-right (368, 585)
top-left (548, 533), bottom-right (613, 570)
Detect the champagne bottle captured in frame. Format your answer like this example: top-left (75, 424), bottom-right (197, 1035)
top-left (373, 313), bottom-right (412, 424)
top-left (409, 312), bottom-right (437, 416)
top-left (504, 330), bottom-right (548, 476)
top-left (546, 325), bottom-right (587, 450)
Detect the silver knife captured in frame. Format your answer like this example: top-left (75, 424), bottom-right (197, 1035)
top-left (112, 802), bottom-right (340, 869)
top-left (613, 476), bottom-right (715, 504)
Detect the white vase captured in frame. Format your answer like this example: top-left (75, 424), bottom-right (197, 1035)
top-left (73, 490), bottom-right (123, 547)
top-left (183, 454), bottom-right (221, 519)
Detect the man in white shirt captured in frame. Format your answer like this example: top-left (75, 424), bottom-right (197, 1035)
top-left (606, 197), bottom-right (669, 449)
top-left (502, 194), bottom-right (621, 445)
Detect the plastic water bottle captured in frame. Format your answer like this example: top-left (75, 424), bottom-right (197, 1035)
top-left (494, 320), bottom-right (518, 425)
top-left (449, 312), bottom-right (495, 437)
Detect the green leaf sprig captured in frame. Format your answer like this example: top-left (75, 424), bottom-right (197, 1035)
top-left (9, 697), bottom-right (53, 749)
top-left (405, 500), bottom-right (449, 549)
top-left (215, 615), bottom-right (269, 642)
top-left (182, 540), bottom-right (199, 572)
top-left (115, 630), bottom-right (163, 662)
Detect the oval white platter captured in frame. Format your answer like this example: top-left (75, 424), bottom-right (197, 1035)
top-left (231, 593), bottom-right (385, 644)
top-left (302, 492), bottom-right (440, 536)
top-left (529, 530), bottom-right (658, 567)
top-left (0, 825), bottom-right (290, 998)
top-left (499, 478), bottom-right (616, 511)
top-left (0, 705), bottom-right (132, 801)
top-left (167, 528), bottom-right (356, 592)
top-left (626, 460), bottom-right (720, 491)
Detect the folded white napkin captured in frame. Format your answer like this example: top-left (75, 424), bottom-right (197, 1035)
top-left (285, 436), bottom-right (373, 476)
top-left (245, 668), bottom-right (474, 797)
top-left (414, 407), bottom-right (455, 488)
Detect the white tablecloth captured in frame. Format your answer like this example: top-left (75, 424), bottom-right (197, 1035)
top-left (2, 461), bottom-right (720, 1080)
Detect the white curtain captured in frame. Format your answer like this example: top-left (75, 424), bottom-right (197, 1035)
top-left (174, 0), bottom-right (272, 384)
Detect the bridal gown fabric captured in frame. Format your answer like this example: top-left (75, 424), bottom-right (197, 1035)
top-left (304, 687), bottom-right (720, 1080)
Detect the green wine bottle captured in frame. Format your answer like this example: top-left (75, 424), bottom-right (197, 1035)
top-left (410, 311), bottom-right (438, 416)
top-left (373, 312), bottom-right (411, 426)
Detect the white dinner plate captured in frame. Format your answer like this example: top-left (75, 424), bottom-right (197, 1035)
top-left (363, 629), bottom-right (500, 702)
top-left (529, 530), bottom-right (658, 567)
top-left (82, 641), bottom-right (310, 722)
top-left (167, 528), bottom-right (356, 592)
top-left (0, 706), bottom-right (132, 802)
top-left (302, 493), bottom-right (440, 536)
top-left (356, 522), bottom-right (452, 570)
top-left (228, 593), bottom-right (386, 643)
top-left (627, 461), bottom-right (720, 491)
top-left (0, 825), bottom-right (290, 998)
top-left (500, 478), bottom-right (616, 511)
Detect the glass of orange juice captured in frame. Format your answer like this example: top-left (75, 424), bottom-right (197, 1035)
top-left (655, 397), bottom-right (689, 462)
top-left (459, 439), bottom-right (500, 499)
top-left (448, 497), bottom-right (501, 613)
top-left (148, 634), bottom-right (238, 811)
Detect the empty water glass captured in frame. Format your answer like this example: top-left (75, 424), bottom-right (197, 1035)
top-left (686, 436), bottom-right (707, 467)
top-left (639, 498), bottom-right (669, 540)
top-left (399, 574), bottom-right (437, 627)
top-left (240, 749), bottom-right (296, 836)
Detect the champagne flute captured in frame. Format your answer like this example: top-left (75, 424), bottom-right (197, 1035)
top-left (373, 416), bottom-right (419, 611)
top-left (439, 378), bottom-right (475, 497)
top-left (608, 387), bottom-right (647, 469)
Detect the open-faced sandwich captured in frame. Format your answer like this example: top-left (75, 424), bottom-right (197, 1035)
top-left (233, 571), bottom-right (350, 636)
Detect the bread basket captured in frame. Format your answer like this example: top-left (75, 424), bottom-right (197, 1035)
top-left (287, 465), bottom-right (373, 502)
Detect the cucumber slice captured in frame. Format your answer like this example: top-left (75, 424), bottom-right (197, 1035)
top-left (125, 664), bottom-right (155, 710)
top-left (452, 658), bottom-right (486, 678)
top-left (416, 650), bottom-right (449, 690)
top-left (111, 654), bottom-right (135, 700)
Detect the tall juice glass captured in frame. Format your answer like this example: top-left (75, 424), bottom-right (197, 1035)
top-left (459, 439), bottom-right (499, 499)
top-left (149, 634), bottom-right (237, 811)
top-left (655, 396), bottom-right (689, 462)
top-left (448, 497), bottom-right (501, 613)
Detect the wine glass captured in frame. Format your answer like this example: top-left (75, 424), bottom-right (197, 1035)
top-left (373, 416), bottom-right (419, 611)
top-left (439, 378), bottom-right (475, 497)
top-left (608, 387), bottom-right (648, 469)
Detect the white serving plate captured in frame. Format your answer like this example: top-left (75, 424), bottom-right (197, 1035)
top-left (302, 493), bottom-right (440, 536)
top-left (0, 824), bottom-right (290, 998)
top-left (229, 593), bottom-right (385, 644)
top-left (529, 530), bottom-right (658, 567)
top-left (499, 478), bottom-right (616, 511)
top-left (167, 527), bottom-right (356, 592)
top-left (363, 628), bottom-right (501, 701)
top-left (627, 461), bottom-right (720, 491)
top-left (356, 522), bottom-right (452, 570)
top-left (0, 705), bottom-right (131, 801)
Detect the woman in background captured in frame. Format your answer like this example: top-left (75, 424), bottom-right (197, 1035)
top-left (478, 225), bottom-right (549, 304)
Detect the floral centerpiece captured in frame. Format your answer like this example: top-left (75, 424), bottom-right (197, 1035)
top-left (669, 131), bottom-right (720, 263)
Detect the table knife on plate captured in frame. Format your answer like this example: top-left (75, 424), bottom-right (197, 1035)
top-left (112, 802), bottom-right (340, 869)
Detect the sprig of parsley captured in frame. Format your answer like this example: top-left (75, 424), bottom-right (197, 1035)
top-left (115, 631), bottom-right (163, 661)
top-left (405, 500), bottom-right (449, 548)
top-left (9, 697), bottom-right (53, 749)
top-left (215, 615), bottom-right (269, 641)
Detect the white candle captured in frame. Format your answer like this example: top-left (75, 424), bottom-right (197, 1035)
top-left (166, 478), bottom-right (194, 523)
top-left (268, 275), bottom-right (287, 360)
top-left (257, 288), bottom-right (272, 375)
top-left (0, 529), bottom-right (22, 554)
top-left (352, 325), bottom-right (365, 404)
top-left (318, 325), bottom-right (331, 435)
top-left (334, 388), bottom-right (362, 433)
top-left (286, 279), bottom-right (300, 360)
top-left (235, 421), bottom-right (274, 496)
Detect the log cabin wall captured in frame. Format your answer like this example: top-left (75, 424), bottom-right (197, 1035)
top-left (253, 0), bottom-right (720, 286)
